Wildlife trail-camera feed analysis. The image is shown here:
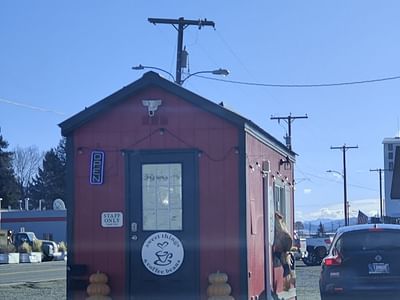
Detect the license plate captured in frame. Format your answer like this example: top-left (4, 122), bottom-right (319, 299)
top-left (368, 263), bottom-right (390, 274)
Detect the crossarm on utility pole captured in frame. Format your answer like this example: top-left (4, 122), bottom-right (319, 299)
top-left (270, 113), bottom-right (308, 150)
top-left (148, 18), bottom-right (215, 27)
top-left (147, 17), bottom-right (215, 85)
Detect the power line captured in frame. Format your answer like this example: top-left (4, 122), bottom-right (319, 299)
top-left (270, 113), bottom-right (308, 150)
top-left (296, 168), bottom-right (376, 192)
top-left (195, 74), bottom-right (400, 88)
top-left (0, 97), bottom-right (65, 116)
top-left (214, 30), bottom-right (255, 80)
top-left (213, 29), bottom-right (281, 106)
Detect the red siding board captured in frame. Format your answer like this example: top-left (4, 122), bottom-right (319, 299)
top-left (223, 154), bottom-right (240, 297)
top-left (73, 123), bottom-right (126, 298)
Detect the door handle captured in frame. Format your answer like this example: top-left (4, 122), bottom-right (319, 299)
top-left (131, 222), bottom-right (138, 232)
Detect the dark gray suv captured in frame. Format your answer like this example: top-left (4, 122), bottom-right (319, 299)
top-left (319, 224), bottom-right (400, 300)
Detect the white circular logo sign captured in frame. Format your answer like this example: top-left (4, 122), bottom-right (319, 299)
top-left (141, 232), bottom-right (184, 276)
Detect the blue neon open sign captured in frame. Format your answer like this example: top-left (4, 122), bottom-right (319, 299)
top-left (90, 150), bottom-right (105, 185)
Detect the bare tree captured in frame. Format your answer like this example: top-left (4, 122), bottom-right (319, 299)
top-left (12, 145), bottom-right (44, 201)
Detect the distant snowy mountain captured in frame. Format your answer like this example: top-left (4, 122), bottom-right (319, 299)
top-left (301, 217), bottom-right (358, 234)
top-left (296, 198), bottom-right (379, 223)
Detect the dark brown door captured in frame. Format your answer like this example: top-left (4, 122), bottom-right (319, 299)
top-left (126, 149), bottom-right (199, 300)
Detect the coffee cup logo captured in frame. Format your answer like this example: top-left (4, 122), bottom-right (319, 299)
top-left (141, 232), bottom-right (184, 276)
top-left (155, 250), bottom-right (173, 266)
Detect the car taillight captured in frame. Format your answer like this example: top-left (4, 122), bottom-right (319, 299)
top-left (323, 255), bottom-right (342, 266)
top-left (324, 238), bottom-right (332, 244)
top-left (368, 227), bottom-right (383, 232)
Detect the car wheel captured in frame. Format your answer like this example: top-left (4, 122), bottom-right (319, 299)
top-left (316, 246), bottom-right (327, 259)
top-left (302, 251), bottom-right (321, 266)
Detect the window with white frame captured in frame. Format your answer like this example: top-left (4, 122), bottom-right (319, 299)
top-left (274, 182), bottom-right (292, 233)
top-left (274, 183), bottom-right (285, 217)
top-left (142, 163), bottom-right (183, 231)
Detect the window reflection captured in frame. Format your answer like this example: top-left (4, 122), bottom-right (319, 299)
top-left (142, 163), bottom-right (182, 230)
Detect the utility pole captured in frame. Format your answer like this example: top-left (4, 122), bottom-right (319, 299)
top-left (148, 17), bottom-right (215, 85)
top-left (331, 144), bottom-right (358, 226)
top-left (270, 113), bottom-right (308, 150)
top-left (370, 168), bottom-right (390, 220)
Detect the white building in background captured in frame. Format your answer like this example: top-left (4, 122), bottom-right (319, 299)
top-left (383, 137), bottom-right (400, 217)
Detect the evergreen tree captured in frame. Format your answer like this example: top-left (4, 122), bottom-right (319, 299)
top-left (295, 221), bottom-right (305, 231)
top-left (317, 222), bottom-right (326, 237)
top-left (29, 139), bottom-right (66, 209)
top-left (0, 134), bottom-right (20, 208)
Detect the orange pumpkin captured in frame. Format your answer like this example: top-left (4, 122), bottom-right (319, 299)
top-left (89, 271), bottom-right (108, 284)
top-left (207, 282), bottom-right (232, 297)
top-left (86, 283), bottom-right (111, 296)
top-left (208, 271), bottom-right (228, 284)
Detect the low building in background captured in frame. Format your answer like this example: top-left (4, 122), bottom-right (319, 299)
top-left (0, 209), bottom-right (66, 242)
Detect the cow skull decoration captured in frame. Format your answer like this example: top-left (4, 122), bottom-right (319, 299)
top-left (142, 100), bottom-right (162, 117)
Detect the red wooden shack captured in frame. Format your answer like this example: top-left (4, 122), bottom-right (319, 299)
top-left (59, 71), bottom-right (296, 300)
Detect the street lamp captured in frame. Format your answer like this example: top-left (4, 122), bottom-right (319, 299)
top-left (180, 68), bottom-right (229, 84)
top-left (132, 65), bottom-right (229, 85)
top-left (326, 169), bottom-right (344, 178)
top-left (132, 65), bottom-right (175, 81)
top-left (326, 169), bottom-right (350, 226)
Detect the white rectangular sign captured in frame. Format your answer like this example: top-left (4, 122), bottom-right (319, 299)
top-left (101, 212), bottom-right (123, 228)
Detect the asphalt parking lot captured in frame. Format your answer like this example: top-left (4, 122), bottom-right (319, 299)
top-left (295, 260), bottom-right (321, 300)
top-left (0, 280), bottom-right (66, 300)
top-left (0, 260), bottom-right (320, 300)
top-left (0, 260), bottom-right (66, 299)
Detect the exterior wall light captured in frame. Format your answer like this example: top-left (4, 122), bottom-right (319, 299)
top-left (279, 156), bottom-right (291, 170)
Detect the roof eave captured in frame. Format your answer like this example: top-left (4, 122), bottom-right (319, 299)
top-left (59, 71), bottom-right (246, 136)
top-left (58, 71), bottom-right (294, 158)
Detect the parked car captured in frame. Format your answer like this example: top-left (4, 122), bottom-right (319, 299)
top-left (302, 235), bottom-right (332, 266)
top-left (291, 231), bottom-right (303, 260)
top-left (319, 224), bottom-right (400, 300)
top-left (12, 231), bottom-right (62, 261)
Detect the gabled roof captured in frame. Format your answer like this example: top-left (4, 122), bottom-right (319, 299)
top-left (59, 71), bottom-right (294, 156)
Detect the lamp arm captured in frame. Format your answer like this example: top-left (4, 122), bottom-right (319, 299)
top-left (181, 71), bottom-right (210, 84)
top-left (181, 69), bottom-right (229, 84)
top-left (132, 65), bottom-right (175, 81)
top-left (326, 169), bottom-right (344, 178)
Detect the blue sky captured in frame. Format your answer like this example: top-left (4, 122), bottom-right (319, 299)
top-left (1, 1), bottom-right (400, 220)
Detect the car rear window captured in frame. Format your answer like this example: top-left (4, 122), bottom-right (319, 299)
top-left (336, 229), bottom-right (400, 254)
